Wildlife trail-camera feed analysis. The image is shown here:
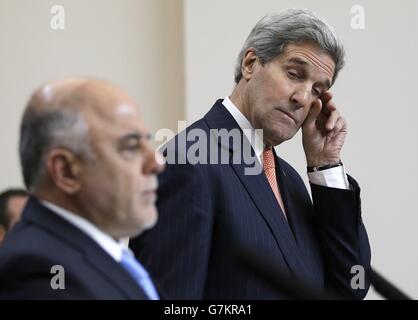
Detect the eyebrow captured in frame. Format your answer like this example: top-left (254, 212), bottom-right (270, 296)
top-left (118, 132), bottom-right (152, 144)
top-left (288, 57), bottom-right (309, 67)
top-left (287, 57), bottom-right (332, 89)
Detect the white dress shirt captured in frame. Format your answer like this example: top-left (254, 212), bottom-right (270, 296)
top-left (41, 201), bottom-right (131, 262)
top-left (222, 96), bottom-right (349, 190)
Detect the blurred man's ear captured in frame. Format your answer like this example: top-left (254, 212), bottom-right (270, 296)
top-left (46, 149), bottom-right (82, 195)
top-left (241, 48), bottom-right (259, 81)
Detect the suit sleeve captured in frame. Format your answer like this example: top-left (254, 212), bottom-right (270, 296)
top-left (130, 162), bottom-right (214, 299)
top-left (310, 175), bottom-right (371, 299)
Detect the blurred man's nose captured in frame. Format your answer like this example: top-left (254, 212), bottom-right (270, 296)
top-left (143, 146), bottom-right (165, 175)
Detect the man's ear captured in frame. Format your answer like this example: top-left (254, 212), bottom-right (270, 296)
top-left (46, 148), bottom-right (82, 195)
top-left (241, 48), bottom-right (259, 81)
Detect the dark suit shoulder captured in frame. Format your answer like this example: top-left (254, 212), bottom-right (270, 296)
top-left (0, 244), bottom-right (89, 299)
top-left (1, 218), bottom-right (81, 259)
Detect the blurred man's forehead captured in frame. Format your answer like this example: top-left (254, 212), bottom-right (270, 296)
top-left (85, 102), bottom-right (147, 142)
top-left (84, 98), bottom-right (140, 124)
top-left (116, 103), bottom-right (140, 116)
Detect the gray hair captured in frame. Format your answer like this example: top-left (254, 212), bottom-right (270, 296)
top-left (19, 108), bottom-right (94, 191)
top-left (234, 8), bottom-right (345, 85)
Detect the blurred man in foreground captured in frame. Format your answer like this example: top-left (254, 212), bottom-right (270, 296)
top-left (0, 78), bottom-right (164, 299)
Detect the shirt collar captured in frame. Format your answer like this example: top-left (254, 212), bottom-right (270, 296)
top-left (41, 200), bottom-right (128, 262)
top-left (222, 96), bottom-right (265, 161)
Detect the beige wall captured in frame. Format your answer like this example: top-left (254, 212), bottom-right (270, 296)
top-left (0, 0), bottom-right (185, 190)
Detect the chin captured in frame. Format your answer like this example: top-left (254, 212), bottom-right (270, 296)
top-left (267, 127), bottom-right (298, 146)
top-left (125, 207), bottom-right (158, 237)
top-left (143, 215), bottom-right (158, 231)
top-left (265, 132), bottom-right (287, 147)
top-left (141, 207), bottom-right (159, 229)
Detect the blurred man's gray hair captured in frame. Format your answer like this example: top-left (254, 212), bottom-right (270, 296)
top-left (234, 8), bottom-right (345, 85)
top-left (19, 107), bottom-right (94, 191)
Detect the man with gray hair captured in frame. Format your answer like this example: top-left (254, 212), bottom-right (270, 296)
top-left (0, 78), bottom-right (165, 299)
top-left (131, 9), bottom-right (371, 299)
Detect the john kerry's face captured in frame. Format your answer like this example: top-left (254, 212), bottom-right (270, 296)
top-left (245, 42), bottom-right (336, 146)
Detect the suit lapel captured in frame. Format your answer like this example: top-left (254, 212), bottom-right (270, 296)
top-left (274, 154), bottom-right (314, 276)
top-left (275, 155), bottom-right (321, 283)
top-left (23, 197), bottom-right (149, 300)
top-left (204, 101), bottom-right (309, 279)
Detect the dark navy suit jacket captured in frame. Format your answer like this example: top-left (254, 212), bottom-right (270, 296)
top-left (130, 100), bottom-right (371, 299)
top-left (0, 197), bottom-right (153, 299)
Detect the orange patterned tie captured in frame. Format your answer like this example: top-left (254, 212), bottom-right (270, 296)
top-left (263, 147), bottom-right (287, 218)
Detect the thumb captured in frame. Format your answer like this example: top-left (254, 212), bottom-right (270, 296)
top-left (304, 99), bottom-right (322, 128)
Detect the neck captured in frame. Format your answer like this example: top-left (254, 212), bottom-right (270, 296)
top-left (230, 81), bottom-right (272, 148)
top-left (34, 188), bottom-right (85, 220)
top-left (35, 189), bottom-right (121, 241)
top-left (229, 81), bottom-right (250, 121)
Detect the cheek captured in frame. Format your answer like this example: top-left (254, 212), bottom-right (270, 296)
top-left (296, 106), bottom-right (312, 124)
top-left (120, 160), bottom-right (146, 193)
top-left (252, 89), bottom-right (293, 123)
top-left (259, 79), bottom-right (290, 103)
top-left (86, 160), bottom-right (136, 194)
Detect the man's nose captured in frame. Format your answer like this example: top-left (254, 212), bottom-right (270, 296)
top-left (143, 147), bottom-right (166, 175)
top-left (290, 85), bottom-right (311, 109)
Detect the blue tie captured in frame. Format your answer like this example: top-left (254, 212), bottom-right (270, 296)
top-left (119, 249), bottom-right (160, 300)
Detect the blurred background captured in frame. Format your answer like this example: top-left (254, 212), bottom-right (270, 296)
top-left (1, 0), bottom-right (417, 299)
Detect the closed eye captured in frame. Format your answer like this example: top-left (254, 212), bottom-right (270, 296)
top-left (287, 70), bottom-right (300, 79)
top-left (312, 87), bottom-right (321, 97)
top-left (124, 144), bottom-right (140, 151)
top-left (118, 133), bottom-right (151, 153)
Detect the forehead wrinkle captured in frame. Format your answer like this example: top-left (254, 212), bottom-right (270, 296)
top-left (288, 49), bottom-right (335, 80)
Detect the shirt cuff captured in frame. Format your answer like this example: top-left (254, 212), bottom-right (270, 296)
top-left (308, 165), bottom-right (350, 190)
